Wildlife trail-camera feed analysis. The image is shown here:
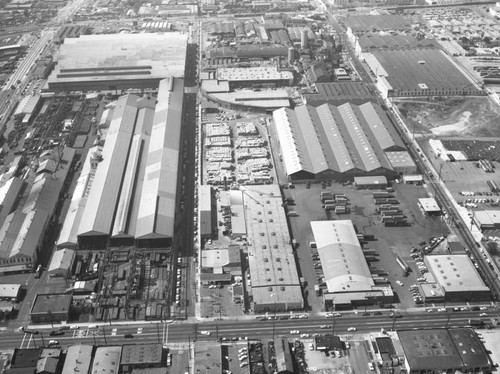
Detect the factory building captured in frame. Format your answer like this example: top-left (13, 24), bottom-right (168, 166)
top-left (310, 220), bottom-right (394, 309)
top-left (243, 185), bottom-right (303, 312)
top-left (72, 78), bottom-right (183, 249)
top-left (272, 101), bottom-right (405, 182)
top-left (398, 328), bottom-right (491, 374)
top-left (423, 255), bottom-right (490, 302)
top-left (47, 33), bottom-right (187, 92)
top-left (216, 66), bottom-right (294, 89)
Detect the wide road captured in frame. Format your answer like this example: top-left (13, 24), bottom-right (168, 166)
top-left (3, 309), bottom-right (497, 350)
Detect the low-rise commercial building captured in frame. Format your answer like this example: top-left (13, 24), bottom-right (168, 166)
top-left (398, 328), bottom-right (491, 374)
top-left (423, 255), bottom-right (490, 302)
top-left (473, 210), bottom-right (500, 230)
top-left (30, 293), bottom-right (72, 324)
top-left (91, 346), bottom-right (121, 374)
top-left (120, 343), bottom-right (164, 373)
top-left (418, 197), bottom-right (442, 216)
top-left (48, 248), bottom-right (75, 278)
top-left (62, 345), bottom-right (94, 374)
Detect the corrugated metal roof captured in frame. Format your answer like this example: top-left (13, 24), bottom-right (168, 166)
top-left (311, 220), bottom-right (374, 293)
top-left (135, 78), bottom-right (183, 239)
top-left (78, 95), bottom-right (139, 237)
top-left (112, 102), bottom-right (155, 238)
top-left (48, 248), bottom-right (75, 273)
top-left (358, 102), bottom-right (405, 151)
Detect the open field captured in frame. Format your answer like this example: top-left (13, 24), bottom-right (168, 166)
top-left (397, 96), bottom-right (500, 138)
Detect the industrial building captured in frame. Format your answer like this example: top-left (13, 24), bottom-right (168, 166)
top-left (344, 15), bottom-right (411, 36)
top-left (48, 248), bottom-right (75, 278)
top-left (72, 77), bottom-right (184, 249)
top-left (202, 246), bottom-right (242, 279)
top-left (47, 33), bottom-right (187, 92)
top-left (398, 328), bottom-right (491, 374)
top-left (216, 66), bottom-right (294, 89)
top-left (30, 293), bottom-right (72, 324)
top-left (423, 255), bottom-right (490, 302)
top-left (121, 343), bottom-right (164, 372)
top-left (418, 197), bottom-right (442, 216)
top-left (207, 89), bottom-right (291, 112)
top-left (62, 345), bottom-right (94, 374)
top-left (242, 185), bottom-right (303, 312)
top-left (385, 151), bottom-right (417, 175)
top-left (363, 49), bottom-right (484, 98)
top-left (353, 176), bottom-right (388, 189)
top-left (199, 185), bottom-right (216, 239)
top-left (0, 177), bottom-right (24, 229)
top-left (302, 82), bottom-right (374, 106)
top-left (0, 284), bottom-right (21, 301)
top-left (473, 210), bottom-right (500, 230)
top-left (310, 220), bottom-right (394, 309)
top-left (91, 346), bottom-right (121, 374)
top-left (0, 148), bottom-right (74, 273)
top-left (273, 102), bottom-right (405, 182)
top-left (274, 338), bottom-right (294, 373)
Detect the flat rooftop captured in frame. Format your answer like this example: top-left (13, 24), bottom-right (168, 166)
top-left (424, 255), bottom-right (489, 294)
top-left (48, 33), bottom-right (187, 88)
top-left (31, 293), bottom-right (72, 314)
top-left (369, 49), bottom-right (482, 94)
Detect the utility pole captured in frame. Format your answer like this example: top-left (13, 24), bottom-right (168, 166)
top-left (272, 321), bottom-right (275, 340)
top-left (102, 326), bottom-right (107, 345)
top-left (39, 332), bottom-right (45, 347)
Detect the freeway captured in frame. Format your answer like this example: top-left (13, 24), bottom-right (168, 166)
top-left (2, 309), bottom-right (497, 350)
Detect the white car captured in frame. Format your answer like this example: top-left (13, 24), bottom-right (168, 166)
top-left (290, 330), bottom-right (300, 335)
top-left (437, 308), bottom-right (447, 312)
top-left (396, 280), bottom-right (404, 286)
top-left (300, 333), bottom-right (310, 338)
top-left (200, 330), bottom-right (211, 336)
top-left (347, 327), bottom-right (357, 332)
top-left (69, 325), bottom-right (80, 330)
top-left (479, 313), bottom-right (488, 317)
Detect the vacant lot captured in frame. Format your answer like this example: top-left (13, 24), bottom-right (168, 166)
top-left (397, 96), bottom-right (500, 138)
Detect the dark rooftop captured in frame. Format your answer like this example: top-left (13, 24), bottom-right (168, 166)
top-left (449, 328), bottom-right (491, 370)
top-left (121, 344), bottom-right (163, 365)
top-left (11, 349), bottom-right (41, 368)
top-left (375, 337), bottom-right (396, 356)
top-left (30, 293), bottom-right (72, 314)
top-left (398, 329), bottom-right (463, 371)
top-left (303, 82), bottom-right (374, 106)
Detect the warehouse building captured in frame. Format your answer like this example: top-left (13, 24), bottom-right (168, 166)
top-left (0, 284), bottom-right (21, 302)
top-left (217, 66), bottom-right (294, 89)
top-left (302, 82), bottom-right (374, 106)
top-left (473, 210), bottom-right (500, 230)
top-left (207, 89), bottom-right (291, 112)
top-left (344, 15), bottom-right (410, 36)
top-left (62, 345), bottom-right (94, 374)
top-left (0, 149), bottom-right (74, 273)
top-left (0, 177), bottom-right (24, 228)
top-left (75, 78), bottom-right (183, 249)
top-left (135, 78), bottom-right (184, 248)
top-left (398, 328), bottom-right (491, 374)
top-left (30, 293), bottom-right (72, 324)
top-left (385, 151), bottom-right (417, 175)
top-left (47, 33), bottom-right (187, 92)
top-left (274, 338), bottom-right (294, 373)
top-left (244, 185), bottom-right (303, 312)
top-left (201, 246), bottom-right (242, 278)
top-left (199, 185), bottom-right (215, 240)
top-left (310, 220), bottom-right (393, 309)
top-left (418, 197), bottom-right (442, 216)
top-left (48, 248), bottom-right (75, 278)
top-left (77, 94), bottom-right (144, 249)
top-left (363, 49), bottom-right (484, 98)
top-left (121, 343), bottom-right (164, 372)
top-left (423, 255), bottom-right (490, 302)
top-left (56, 145), bottom-right (101, 249)
top-left (273, 102), bottom-right (405, 182)
top-left (91, 346), bottom-right (121, 374)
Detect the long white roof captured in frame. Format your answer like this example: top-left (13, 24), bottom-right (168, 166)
top-left (78, 95), bottom-right (139, 237)
top-left (57, 146), bottom-right (100, 248)
top-left (311, 220), bottom-right (374, 293)
top-left (135, 77), bottom-right (184, 239)
top-left (112, 100), bottom-right (156, 238)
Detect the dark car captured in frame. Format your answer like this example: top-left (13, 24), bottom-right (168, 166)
top-left (50, 331), bottom-right (64, 336)
top-left (374, 311), bottom-right (383, 315)
top-left (58, 326), bottom-right (70, 331)
top-left (124, 334), bottom-right (134, 338)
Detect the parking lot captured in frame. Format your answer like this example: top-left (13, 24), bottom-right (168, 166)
top-left (283, 180), bottom-right (450, 312)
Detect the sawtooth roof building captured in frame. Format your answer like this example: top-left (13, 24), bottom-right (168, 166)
top-left (272, 102), bottom-right (405, 181)
top-left (310, 220), bottom-right (394, 308)
top-left (47, 33), bottom-right (187, 92)
top-left (74, 78), bottom-right (184, 249)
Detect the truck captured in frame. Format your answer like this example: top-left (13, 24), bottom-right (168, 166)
top-left (287, 211), bottom-right (299, 217)
top-left (34, 264), bottom-right (42, 279)
top-left (468, 319), bottom-right (485, 327)
top-left (396, 255), bottom-right (410, 277)
top-left (314, 284), bottom-right (322, 296)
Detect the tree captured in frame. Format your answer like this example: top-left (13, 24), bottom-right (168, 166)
top-left (486, 241), bottom-right (498, 256)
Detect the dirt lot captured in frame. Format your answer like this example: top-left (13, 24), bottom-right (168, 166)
top-left (396, 96), bottom-right (500, 138)
top-left (285, 180), bottom-right (449, 312)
